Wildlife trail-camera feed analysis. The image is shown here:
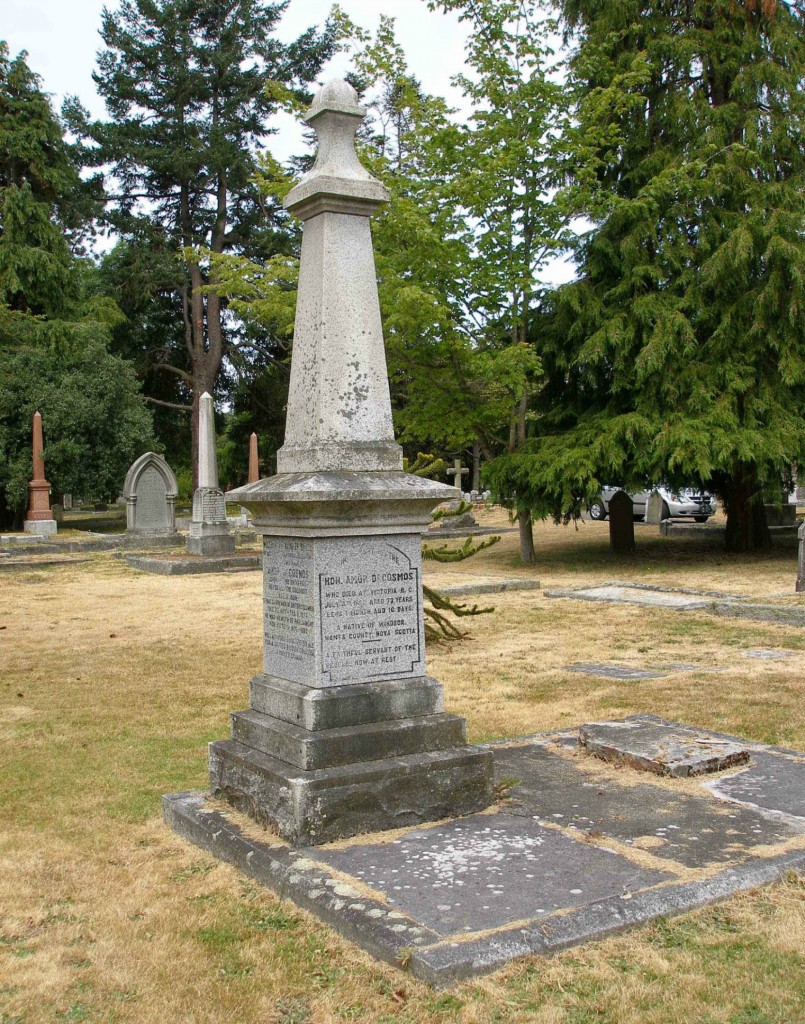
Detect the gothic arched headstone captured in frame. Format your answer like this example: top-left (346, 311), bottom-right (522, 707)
top-left (123, 452), bottom-right (178, 535)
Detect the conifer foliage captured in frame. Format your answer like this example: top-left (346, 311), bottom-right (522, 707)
top-left (521, 0), bottom-right (805, 550)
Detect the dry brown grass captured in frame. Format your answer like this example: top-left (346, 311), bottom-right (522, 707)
top-left (1, 520), bottom-right (804, 1023)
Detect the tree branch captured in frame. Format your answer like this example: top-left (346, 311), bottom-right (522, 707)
top-left (144, 396), bottom-right (193, 412)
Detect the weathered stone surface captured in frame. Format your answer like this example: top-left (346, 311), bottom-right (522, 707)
top-left (644, 490), bottom-right (665, 525)
top-left (123, 452), bottom-right (178, 535)
top-left (567, 663), bottom-right (669, 680)
top-left (261, 532), bottom-right (425, 688)
top-left (744, 648), bottom-right (796, 661)
top-left (166, 717), bottom-right (805, 986)
top-left (125, 553), bottom-right (260, 575)
top-left (495, 736), bottom-right (802, 868)
top-left (249, 674), bottom-right (444, 731)
top-left (579, 718), bottom-right (750, 777)
top-left (436, 579), bottom-right (540, 597)
top-left (230, 708), bottom-right (466, 771)
top-left (798, 520), bottom-right (805, 593)
top-left (608, 490), bottom-right (635, 554)
top-left (313, 814), bottom-right (670, 934)
top-left (209, 740), bottom-right (494, 846)
top-left (708, 751), bottom-right (805, 821)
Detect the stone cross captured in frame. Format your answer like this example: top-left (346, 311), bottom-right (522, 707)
top-left (216, 79), bottom-right (493, 847)
top-left (248, 432), bottom-right (259, 483)
top-left (448, 459), bottom-right (469, 492)
top-left (24, 411), bottom-right (57, 537)
top-left (188, 392), bottom-right (233, 556)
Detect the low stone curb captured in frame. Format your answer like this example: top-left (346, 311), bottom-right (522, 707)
top-left (164, 790), bottom-right (805, 988)
top-left (436, 579), bottom-right (541, 597)
top-left (125, 553), bottom-right (261, 575)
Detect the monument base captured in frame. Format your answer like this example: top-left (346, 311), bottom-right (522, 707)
top-left (208, 672), bottom-right (492, 845)
top-left (24, 519), bottom-right (57, 537)
top-left (209, 739), bottom-right (493, 847)
top-left (187, 521), bottom-right (235, 556)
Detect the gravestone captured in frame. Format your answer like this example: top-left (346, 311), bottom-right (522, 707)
top-left (216, 80), bottom-right (493, 846)
top-left (645, 490), bottom-right (665, 525)
top-left (248, 432), bottom-right (260, 483)
top-left (187, 393), bottom-right (234, 556)
top-left (797, 521), bottom-right (805, 593)
top-left (447, 458), bottom-right (469, 490)
top-left (122, 452), bottom-right (178, 535)
top-left (609, 490), bottom-right (635, 554)
top-left (62, 494), bottom-right (73, 511)
top-left (51, 503), bottom-right (64, 524)
top-left (24, 411), bottom-right (57, 537)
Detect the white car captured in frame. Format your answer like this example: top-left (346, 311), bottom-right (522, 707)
top-left (589, 486), bottom-right (716, 522)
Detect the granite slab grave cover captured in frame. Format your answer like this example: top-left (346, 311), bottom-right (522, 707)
top-left (312, 814), bottom-right (670, 934)
top-left (579, 718), bottom-right (750, 776)
top-left (190, 80), bottom-right (492, 846)
top-left (708, 751), bottom-right (805, 821)
top-left (165, 717), bottom-right (805, 986)
top-left (567, 663), bottom-right (669, 680)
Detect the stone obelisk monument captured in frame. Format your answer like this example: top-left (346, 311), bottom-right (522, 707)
top-left (187, 392), bottom-right (234, 555)
top-left (219, 80), bottom-right (493, 846)
top-left (248, 433), bottom-right (259, 483)
top-left (24, 411), bottom-right (57, 536)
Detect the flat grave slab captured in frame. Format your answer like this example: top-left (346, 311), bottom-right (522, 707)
top-left (546, 581), bottom-right (805, 628)
top-left (166, 717), bottom-right (805, 986)
top-left (708, 751), bottom-right (805, 822)
top-left (579, 718), bottom-right (750, 777)
top-left (743, 648), bottom-right (797, 661)
top-left (125, 553), bottom-right (261, 575)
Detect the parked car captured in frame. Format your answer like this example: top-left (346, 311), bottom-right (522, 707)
top-left (588, 486), bottom-right (716, 522)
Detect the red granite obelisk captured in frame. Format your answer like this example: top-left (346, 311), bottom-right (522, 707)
top-left (248, 432), bottom-right (259, 483)
top-left (24, 411), bottom-right (57, 536)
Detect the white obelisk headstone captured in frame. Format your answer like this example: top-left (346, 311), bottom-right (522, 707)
top-left (188, 392), bottom-right (234, 556)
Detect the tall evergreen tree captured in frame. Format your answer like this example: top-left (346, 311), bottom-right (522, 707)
top-left (66, 0), bottom-right (335, 482)
top-left (519, 0), bottom-right (805, 551)
top-left (0, 44), bottom-right (105, 351)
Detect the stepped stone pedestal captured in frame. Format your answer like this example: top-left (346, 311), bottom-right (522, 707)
top-left (216, 80), bottom-right (493, 846)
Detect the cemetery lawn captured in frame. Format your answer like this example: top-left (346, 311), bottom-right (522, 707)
top-left (1, 514), bottom-right (803, 1024)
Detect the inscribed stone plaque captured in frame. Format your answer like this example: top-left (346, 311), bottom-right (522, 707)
top-left (135, 465), bottom-right (169, 530)
top-left (263, 534), bottom-right (425, 687)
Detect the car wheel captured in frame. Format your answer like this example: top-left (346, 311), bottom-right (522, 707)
top-left (693, 515), bottom-right (709, 523)
top-left (661, 501), bottom-right (671, 521)
top-left (588, 499), bottom-right (607, 521)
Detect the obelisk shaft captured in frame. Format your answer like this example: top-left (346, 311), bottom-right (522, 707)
top-left (25, 410), bottom-right (56, 533)
top-left (248, 433), bottom-right (259, 483)
top-left (198, 393), bottom-right (218, 490)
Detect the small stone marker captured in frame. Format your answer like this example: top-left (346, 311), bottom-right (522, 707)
top-left (579, 719), bottom-right (750, 777)
top-left (62, 493), bottom-right (73, 511)
top-left (644, 490), bottom-right (664, 525)
top-left (797, 521), bottom-right (805, 593)
top-left (23, 411), bottom-right (57, 537)
top-left (447, 458), bottom-right (469, 490)
top-left (187, 393), bottom-right (234, 556)
top-left (608, 490), bottom-right (635, 553)
top-left (122, 452), bottom-right (178, 535)
top-left (248, 432), bottom-right (259, 483)
top-left (215, 79), bottom-right (493, 846)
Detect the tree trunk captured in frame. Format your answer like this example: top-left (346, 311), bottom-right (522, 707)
top-left (518, 511), bottom-right (536, 564)
top-left (722, 463), bottom-right (772, 552)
